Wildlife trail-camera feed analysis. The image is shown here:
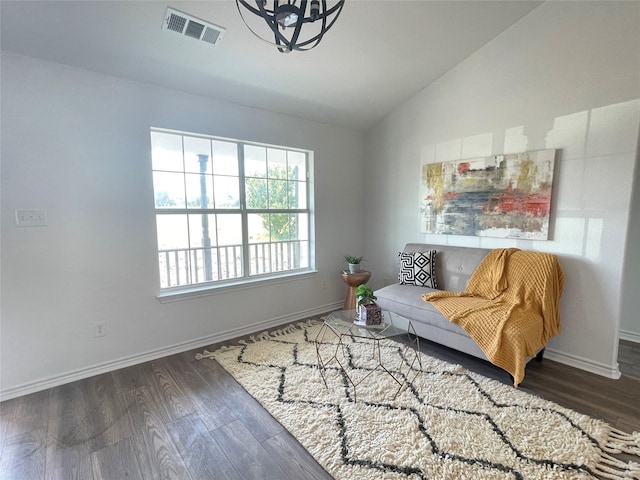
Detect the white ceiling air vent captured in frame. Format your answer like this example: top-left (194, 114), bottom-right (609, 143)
top-left (162, 8), bottom-right (225, 46)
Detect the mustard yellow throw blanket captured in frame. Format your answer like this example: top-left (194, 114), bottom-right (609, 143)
top-left (422, 248), bottom-right (564, 387)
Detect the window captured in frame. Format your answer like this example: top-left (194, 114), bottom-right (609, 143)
top-left (150, 128), bottom-right (311, 291)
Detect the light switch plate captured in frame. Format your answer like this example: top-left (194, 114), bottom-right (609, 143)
top-left (15, 209), bottom-right (47, 227)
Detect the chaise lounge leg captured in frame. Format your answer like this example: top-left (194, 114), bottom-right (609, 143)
top-left (535, 348), bottom-right (545, 362)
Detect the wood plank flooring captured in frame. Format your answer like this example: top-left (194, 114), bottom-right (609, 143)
top-left (1, 316), bottom-right (638, 480)
top-left (619, 339), bottom-right (640, 380)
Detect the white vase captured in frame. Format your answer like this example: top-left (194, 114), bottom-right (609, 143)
top-left (348, 263), bottom-right (360, 273)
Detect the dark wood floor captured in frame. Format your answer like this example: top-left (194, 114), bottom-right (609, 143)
top-left (1, 317), bottom-right (638, 480)
top-left (619, 339), bottom-right (640, 380)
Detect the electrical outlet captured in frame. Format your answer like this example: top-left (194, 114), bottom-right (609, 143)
top-left (94, 321), bottom-right (106, 337)
top-left (15, 209), bottom-right (47, 227)
top-left (321, 279), bottom-right (327, 290)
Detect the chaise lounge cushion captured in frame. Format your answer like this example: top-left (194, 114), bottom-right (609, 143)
top-left (374, 283), bottom-right (473, 337)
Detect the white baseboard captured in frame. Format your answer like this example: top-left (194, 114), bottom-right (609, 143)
top-left (619, 330), bottom-right (640, 343)
top-left (0, 302), bottom-right (343, 402)
top-left (545, 348), bottom-right (621, 379)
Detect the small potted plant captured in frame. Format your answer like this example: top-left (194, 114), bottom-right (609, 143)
top-left (355, 285), bottom-right (382, 325)
top-left (345, 255), bottom-right (364, 274)
top-left (355, 284), bottom-right (376, 306)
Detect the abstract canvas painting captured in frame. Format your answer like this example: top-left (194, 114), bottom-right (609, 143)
top-left (420, 150), bottom-right (556, 239)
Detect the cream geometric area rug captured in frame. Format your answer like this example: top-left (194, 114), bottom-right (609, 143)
top-left (196, 320), bottom-right (640, 480)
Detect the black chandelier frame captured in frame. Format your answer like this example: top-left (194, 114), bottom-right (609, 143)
top-left (236, 0), bottom-right (345, 53)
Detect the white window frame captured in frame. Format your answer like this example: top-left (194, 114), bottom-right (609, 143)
top-left (150, 128), bottom-right (314, 301)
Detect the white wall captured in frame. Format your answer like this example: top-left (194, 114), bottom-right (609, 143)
top-left (363, 1), bottom-right (640, 377)
top-left (620, 135), bottom-right (640, 343)
top-left (0, 53), bottom-right (365, 399)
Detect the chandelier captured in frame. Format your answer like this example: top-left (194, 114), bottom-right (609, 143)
top-left (236, 0), bottom-right (345, 53)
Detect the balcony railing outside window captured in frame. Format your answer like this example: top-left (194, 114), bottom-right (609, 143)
top-left (159, 240), bottom-right (308, 288)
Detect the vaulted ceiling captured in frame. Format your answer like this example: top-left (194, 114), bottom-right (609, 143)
top-left (1, 1), bottom-right (542, 131)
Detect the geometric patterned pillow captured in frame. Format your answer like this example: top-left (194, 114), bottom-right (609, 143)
top-left (397, 250), bottom-right (438, 288)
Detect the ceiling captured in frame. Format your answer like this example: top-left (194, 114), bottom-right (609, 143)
top-left (0, 1), bottom-right (542, 131)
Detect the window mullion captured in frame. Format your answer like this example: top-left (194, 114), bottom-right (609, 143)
top-left (238, 142), bottom-right (250, 278)
top-left (181, 136), bottom-right (194, 285)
